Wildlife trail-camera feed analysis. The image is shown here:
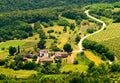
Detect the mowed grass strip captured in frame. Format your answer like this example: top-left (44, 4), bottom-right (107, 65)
top-left (84, 51), bottom-right (104, 66)
top-left (0, 67), bottom-right (37, 78)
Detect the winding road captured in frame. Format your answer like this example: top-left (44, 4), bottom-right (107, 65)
top-left (77, 10), bottom-right (106, 52)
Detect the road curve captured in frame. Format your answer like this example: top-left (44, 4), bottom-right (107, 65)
top-left (77, 10), bottom-right (106, 52)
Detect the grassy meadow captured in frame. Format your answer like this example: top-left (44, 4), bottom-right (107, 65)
top-left (0, 66), bottom-right (37, 78)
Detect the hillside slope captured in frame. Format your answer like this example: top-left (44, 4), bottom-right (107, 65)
top-left (0, 0), bottom-right (119, 12)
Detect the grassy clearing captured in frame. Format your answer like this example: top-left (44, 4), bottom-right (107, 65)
top-left (88, 23), bottom-right (120, 59)
top-left (61, 17), bottom-right (76, 24)
top-left (0, 66), bottom-right (37, 78)
top-left (0, 51), bottom-right (8, 59)
top-left (61, 53), bottom-right (90, 73)
top-left (0, 40), bottom-right (25, 49)
top-left (84, 51), bottom-right (104, 66)
top-left (113, 8), bottom-right (120, 12)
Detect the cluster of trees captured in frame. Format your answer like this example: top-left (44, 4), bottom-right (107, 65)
top-left (62, 9), bottom-right (86, 20)
top-left (113, 11), bottom-right (120, 22)
top-left (41, 60), bottom-right (61, 74)
top-left (75, 35), bottom-right (81, 44)
top-left (57, 18), bottom-right (70, 26)
top-left (1, 61), bottom-right (120, 83)
top-left (0, 8), bottom-right (59, 27)
top-left (0, 21), bottom-right (33, 42)
top-left (0, 55), bottom-right (39, 70)
top-left (83, 39), bottom-right (115, 61)
top-left (89, 3), bottom-right (120, 23)
top-left (0, 0), bottom-right (119, 12)
top-left (87, 28), bottom-right (96, 33)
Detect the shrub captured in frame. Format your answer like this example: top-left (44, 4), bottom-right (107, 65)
top-left (73, 59), bottom-right (78, 65)
top-left (47, 30), bottom-right (54, 33)
top-left (0, 60), bottom-right (5, 66)
top-left (42, 22), bottom-right (49, 28)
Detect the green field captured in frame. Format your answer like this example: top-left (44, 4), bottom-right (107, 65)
top-left (88, 23), bottom-right (120, 59)
top-left (60, 53), bottom-right (90, 72)
top-left (0, 40), bottom-right (25, 49)
top-left (0, 66), bottom-right (37, 78)
top-left (60, 64), bottom-right (88, 73)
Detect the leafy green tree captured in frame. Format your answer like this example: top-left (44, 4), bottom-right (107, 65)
top-left (23, 61), bottom-right (37, 70)
top-left (17, 46), bottom-right (20, 54)
top-left (57, 19), bottom-right (69, 26)
top-left (34, 21), bottom-right (42, 31)
top-left (73, 59), bottom-right (78, 65)
top-left (56, 59), bottom-right (62, 69)
top-left (9, 46), bottom-right (17, 55)
top-left (70, 23), bottom-right (75, 31)
top-left (87, 28), bottom-right (95, 33)
top-left (88, 61), bottom-right (95, 72)
top-left (76, 19), bottom-right (81, 25)
top-left (0, 74), bottom-right (6, 80)
top-left (110, 62), bottom-right (120, 72)
top-left (37, 39), bottom-right (46, 49)
top-left (75, 35), bottom-right (81, 44)
top-left (48, 21), bottom-right (54, 26)
top-left (63, 43), bottom-right (73, 53)
top-left (63, 26), bottom-right (67, 32)
top-left (39, 29), bottom-right (46, 39)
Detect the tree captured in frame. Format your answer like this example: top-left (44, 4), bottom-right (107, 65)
top-left (76, 19), bottom-right (81, 25)
top-left (70, 23), bottom-right (75, 31)
top-left (48, 21), bottom-right (54, 26)
top-left (39, 29), bottom-right (46, 39)
top-left (9, 46), bottom-right (17, 55)
top-left (56, 59), bottom-right (62, 69)
top-left (23, 61), bottom-right (37, 70)
top-left (87, 28), bottom-right (95, 33)
top-left (75, 35), bottom-right (81, 44)
top-left (57, 19), bottom-right (69, 26)
top-left (37, 39), bottom-right (46, 49)
top-left (34, 21), bottom-right (42, 31)
top-left (63, 26), bottom-right (67, 32)
top-left (63, 43), bottom-right (73, 53)
top-left (88, 61), bottom-right (95, 72)
top-left (73, 59), bottom-right (78, 65)
top-left (17, 46), bottom-right (20, 54)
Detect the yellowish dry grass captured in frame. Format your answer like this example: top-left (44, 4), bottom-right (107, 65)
top-left (84, 51), bottom-right (104, 66)
top-left (66, 52), bottom-right (78, 64)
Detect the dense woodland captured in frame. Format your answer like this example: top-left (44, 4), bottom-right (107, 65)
top-left (0, 0), bottom-right (119, 12)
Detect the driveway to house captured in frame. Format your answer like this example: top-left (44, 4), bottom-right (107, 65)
top-left (77, 10), bottom-right (106, 52)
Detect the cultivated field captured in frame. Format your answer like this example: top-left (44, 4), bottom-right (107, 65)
top-left (88, 23), bottom-right (120, 59)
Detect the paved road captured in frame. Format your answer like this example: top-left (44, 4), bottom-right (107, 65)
top-left (77, 10), bottom-right (106, 52)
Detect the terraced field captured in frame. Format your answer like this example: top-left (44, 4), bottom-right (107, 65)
top-left (88, 23), bottom-right (120, 59)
